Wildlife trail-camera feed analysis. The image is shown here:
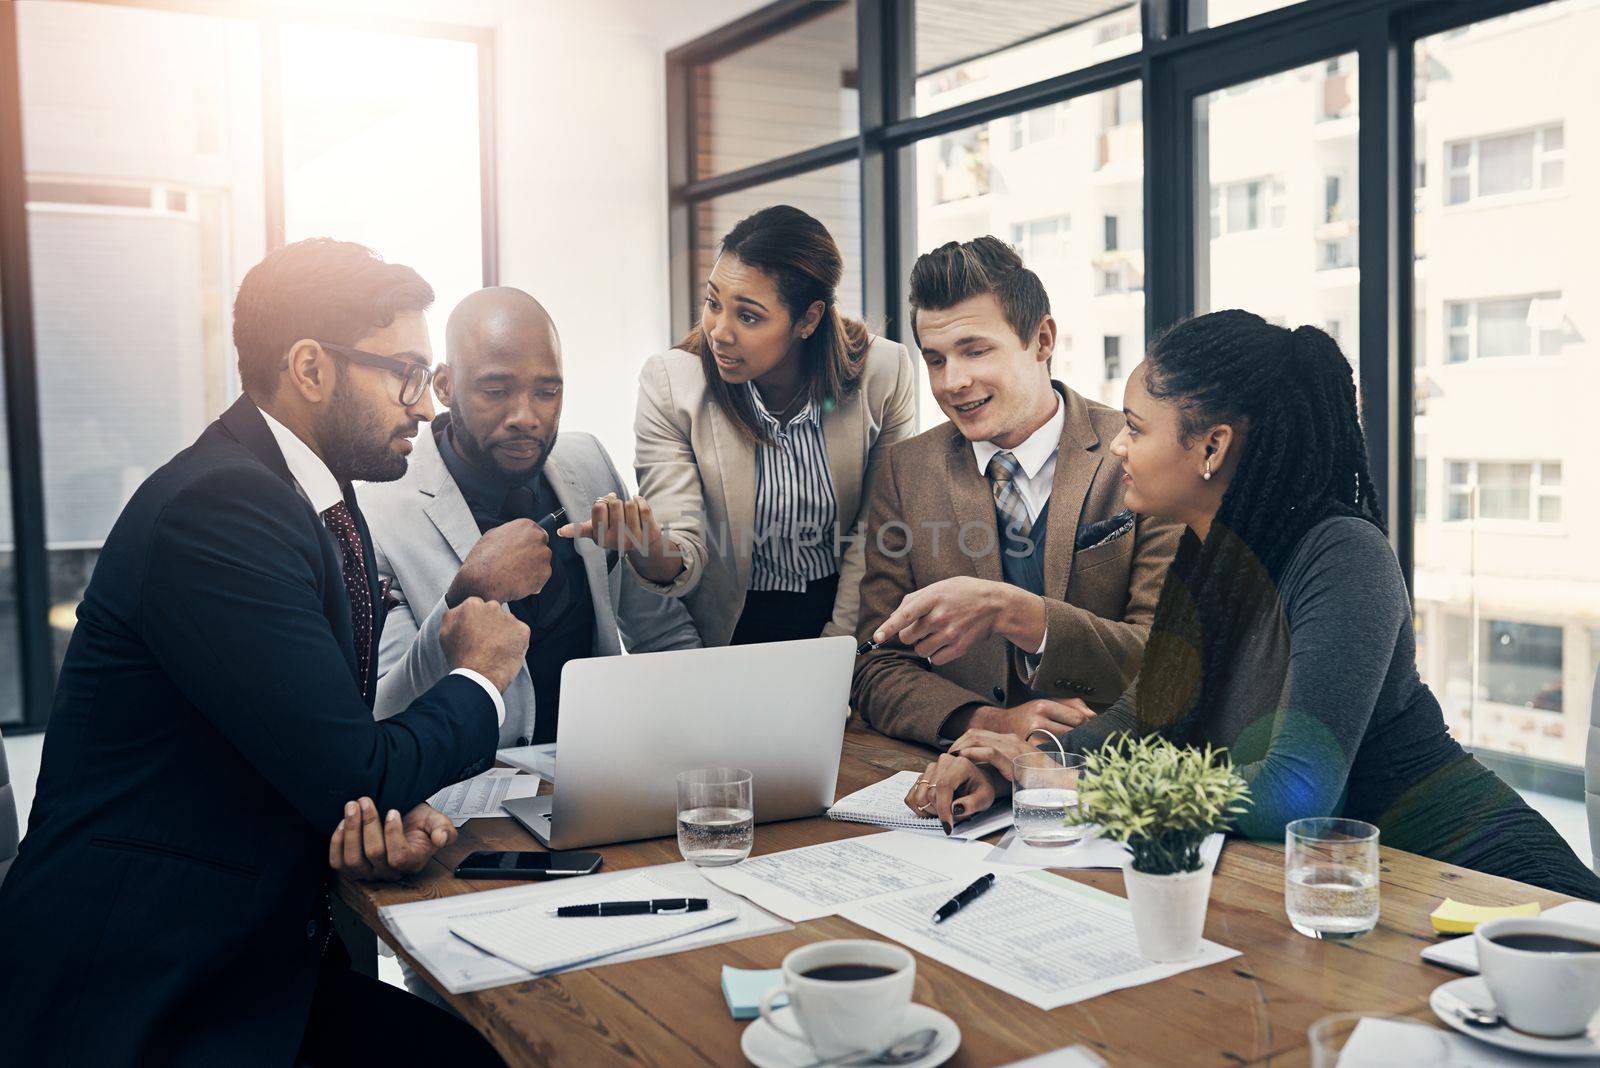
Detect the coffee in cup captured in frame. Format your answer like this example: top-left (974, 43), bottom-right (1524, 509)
top-left (758, 940), bottom-right (914, 1057)
top-left (1475, 916), bottom-right (1600, 1038)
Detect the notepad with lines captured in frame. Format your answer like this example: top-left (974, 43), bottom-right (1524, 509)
top-left (448, 872), bottom-right (737, 975)
top-left (827, 770), bottom-right (1014, 841)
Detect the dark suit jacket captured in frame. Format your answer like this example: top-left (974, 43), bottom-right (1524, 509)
top-left (0, 397), bottom-right (499, 1067)
top-left (852, 383), bottom-right (1181, 745)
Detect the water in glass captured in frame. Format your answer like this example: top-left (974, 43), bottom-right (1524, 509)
top-left (676, 805), bottom-right (754, 866)
top-left (1012, 750), bottom-right (1088, 847)
top-left (1285, 818), bottom-right (1380, 939)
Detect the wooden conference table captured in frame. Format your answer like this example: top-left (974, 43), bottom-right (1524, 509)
top-left (337, 724), bottom-right (1572, 1066)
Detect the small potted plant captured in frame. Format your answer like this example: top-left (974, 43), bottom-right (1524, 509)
top-left (1067, 734), bottom-right (1251, 962)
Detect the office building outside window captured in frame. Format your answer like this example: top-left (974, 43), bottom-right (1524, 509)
top-left (1413, 0), bottom-right (1598, 768)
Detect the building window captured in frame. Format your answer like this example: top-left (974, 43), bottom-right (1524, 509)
top-left (1319, 237), bottom-right (1355, 270)
top-left (1103, 214), bottom-right (1119, 252)
top-left (1444, 293), bottom-right (1565, 363)
top-left (1009, 214), bottom-right (1070, 262)
top-left (1483, 620), bottom-right (1564, 711)
top-left (1208, 177), bottom-right (1283, 237)
top-left (1444, 460), bottom-right (1562, 523)
top-left (1103, 336), bottom-right (1122, 380)
top-left (1324, 172), bottom-right (1346, 223)
top-left (1414, 455), bottom-right (1426, 520)
top-left (1445, 123), bottom-right (1564, 205)
top-left (1010, 102), bottom-right (1068, 150)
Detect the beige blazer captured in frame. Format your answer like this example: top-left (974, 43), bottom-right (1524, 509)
top-left (631, 335), bottom-right (917, 647)
top-left (852, 383), bottom-right (1182, 746)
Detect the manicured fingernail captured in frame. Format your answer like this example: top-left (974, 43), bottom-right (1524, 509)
top-left (942, 820), bottom-right (952, 836)
top-left (345, 802), bottom-right (357, 818)
top-left (387, 809), bottom-right (400, 823)
top-left (360, 798), bottom-right (373, 814)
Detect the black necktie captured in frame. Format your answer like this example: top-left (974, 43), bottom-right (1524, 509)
top-left (321, 501), bottom-right (374, 695)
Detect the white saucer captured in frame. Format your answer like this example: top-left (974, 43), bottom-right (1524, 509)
top-left (1430, 976), bottom-right (1600, 1059)
top-left (740, 1003), bottom-right (960, 1068)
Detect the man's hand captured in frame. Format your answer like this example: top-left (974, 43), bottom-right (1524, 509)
top-left (871, 577), bottom-right (1045, 666)
top-left (902, 754), bottom-right (1005, 830)
top-left (968, 698), bottom-right (1095, 740)
top-left (440, 596), bottom-right (530, 692)
top-left (947, 729), bottom-right (1044, 782)
top-left (329, 798), bottom-right (456, 881)
top-left (557, 493), bottom-right (682, 584)
top-left (446, 519), bottom-right (552, 608)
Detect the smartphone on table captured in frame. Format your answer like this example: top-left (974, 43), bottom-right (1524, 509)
top-left (454, 850), bottom-right (602, 880)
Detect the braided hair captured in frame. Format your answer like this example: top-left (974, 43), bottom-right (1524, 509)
top-left (1133, 310), bottom-right (1386, 743)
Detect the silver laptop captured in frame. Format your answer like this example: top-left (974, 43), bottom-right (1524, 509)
top-left (502, 635), bottom-right (854, 850)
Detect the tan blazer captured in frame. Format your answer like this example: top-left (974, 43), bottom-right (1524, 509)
top-left (632, 335), bottom-right (917, 647)
top-left (852, 383), bottom-right (1181, 746)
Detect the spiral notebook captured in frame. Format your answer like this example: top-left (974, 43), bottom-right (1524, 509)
top-left (827, 770), bottom-right (1015, 841)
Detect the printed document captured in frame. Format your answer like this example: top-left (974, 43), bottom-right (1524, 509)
top-left (427, 768), bottom-right (542, 827)
top-left (701, 830), bottom-right (997, 922)
top-left (380, 861), bottom-right (789, 994)
top-left (840, 868), bottom-right (1239, 1010)
top-left (828, 770), bottom-right (1014, 840)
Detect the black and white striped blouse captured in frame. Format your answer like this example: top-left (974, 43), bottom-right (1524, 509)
top-left (747, 382), bottom-right (839, 592)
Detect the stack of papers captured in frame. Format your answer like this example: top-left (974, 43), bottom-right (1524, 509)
top-left (828, 770), bottom-right (1014, 840)
top-left (449, 872), bottom-right (736, 974)
top-left (427, 768), bottom-right (542, 827)
top-left (380, 861), bottom-right (790, 993)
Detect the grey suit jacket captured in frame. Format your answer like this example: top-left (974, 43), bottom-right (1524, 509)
top-left (358, 417), bottom-right (702, 746)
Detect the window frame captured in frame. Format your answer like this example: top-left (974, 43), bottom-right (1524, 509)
top-left (0, 0), bottom-right (499, 730)
top-left (1442, 458), bottom-right (1564, 526)
top-left (1443, 121), bottom-right (1566, 206)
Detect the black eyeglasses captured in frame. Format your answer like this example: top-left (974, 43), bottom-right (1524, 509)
top-left (317, 341), bottom-right (435, 407)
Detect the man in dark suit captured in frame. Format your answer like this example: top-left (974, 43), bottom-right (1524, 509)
top-left (0, 238), bottom-right (533, 1066)
top-left (853, 237), bottom-right (1179, 765)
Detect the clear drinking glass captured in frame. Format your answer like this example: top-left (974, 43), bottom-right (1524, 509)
top-left (676, 767), bottom-right (754, 867)
top-left (1308, 1012), bottom-right (1449, 1067)
top-left (1012, 750), bottom-right (1088, 848)
top-left (1286, 818), bottom-right (1381, 939)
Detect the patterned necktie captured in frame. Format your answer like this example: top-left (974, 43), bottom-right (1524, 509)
top-left (987, 451), bottom-right (1032, 540)
top-left (322, 501), bottom-right (374, 696)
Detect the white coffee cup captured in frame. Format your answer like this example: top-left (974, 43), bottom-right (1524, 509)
top-left (1475, 917), bottom-right (1600, 1038)
top-left (757, 939), bottom-right (915, 1058)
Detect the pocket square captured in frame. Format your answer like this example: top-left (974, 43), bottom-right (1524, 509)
top-left (1075, 509), bottom-right (1134, 552)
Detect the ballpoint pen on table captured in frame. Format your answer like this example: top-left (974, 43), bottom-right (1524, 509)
top-left (931, 873), bottom-right (995, 924)
top-left (551, 898), bottom-right (709, 917)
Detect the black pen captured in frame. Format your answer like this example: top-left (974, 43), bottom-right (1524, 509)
top-left (536, 508), bottom-right (567, 537)
top-left (551, 898), bottom-right (708, 917)
top-left (931, 874), bottom-right (995, 924)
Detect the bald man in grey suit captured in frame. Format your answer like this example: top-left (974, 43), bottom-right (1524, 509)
top-left (360, 288), bottom-right (702, 750)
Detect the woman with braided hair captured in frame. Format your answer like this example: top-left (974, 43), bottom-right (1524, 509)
top-left (908, 309), bottom-right (1600, 899)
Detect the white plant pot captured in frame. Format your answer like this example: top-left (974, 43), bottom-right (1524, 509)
top-left (1123, 864), bottom-right (1213, 962)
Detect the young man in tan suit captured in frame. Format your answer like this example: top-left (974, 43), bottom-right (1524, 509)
top-left (852, 237), bottom-right (1179, 748)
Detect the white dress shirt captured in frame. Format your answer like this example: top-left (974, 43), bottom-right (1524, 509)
top-left (256, 407), bottom-right (504, 725)
top-left (969, 393), bottom-right (1064, 664)
top-left (969, 391), bottom-right (1063, 524)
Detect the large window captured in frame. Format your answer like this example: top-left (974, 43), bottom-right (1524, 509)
top-left (1412, 0), bottom-right (1597, 771)
top-left (2, 0), bottom-right (493, 727)
top-left (1196, 53), bottom-right (1360, 371)
top-left (912, 81), bottom-right (1144, 426)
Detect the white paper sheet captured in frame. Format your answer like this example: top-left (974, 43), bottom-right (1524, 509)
top-left (1421, 900), bottom-right (1600, 973)
top-left (1340, 1017), bottom-right (1549, 1066)
top-left (379, 861), bottom-right (791, 994)
top-left (700, 830), bottom-right (998, 923)
top-left (987, 830), bottom-right (1225, 872)
top-left (449, 871), bottom-right (737, 974)
top-left (1001, 1047), bottom-right (1110, 1067)
top-left (497, 743), bottom-right (557, 781)
top-left (426, 768), bottom-right (542, 827)
top-left (827, 770), bottom-right (1014, 841)
top-left (839, 868), bottom-right (1239, 1011)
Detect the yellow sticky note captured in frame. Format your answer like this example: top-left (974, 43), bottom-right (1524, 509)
top-left (1430, 897), bottom-right (1541, 935)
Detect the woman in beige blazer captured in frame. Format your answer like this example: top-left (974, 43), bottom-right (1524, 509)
top-left (562, 205), bottom-right (915, 646)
